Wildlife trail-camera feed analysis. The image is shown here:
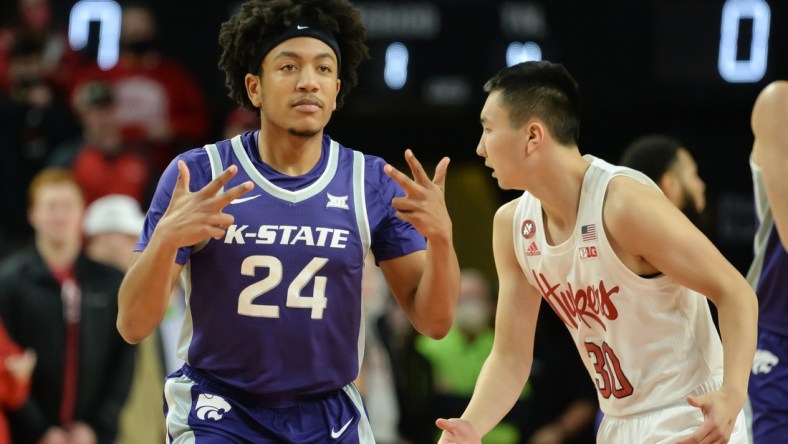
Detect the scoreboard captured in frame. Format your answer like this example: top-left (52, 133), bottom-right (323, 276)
top-left (333, 1), bottom-right (786, 165)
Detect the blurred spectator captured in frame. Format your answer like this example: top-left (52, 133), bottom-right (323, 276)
top-left (619, 134), bottom-right (718, 323)
top-left (356, 255), bottom-right (401, 443)
top-left (0, 320), bottom-right (36, 444)
top-left (417, 269), bottom-right (524, 443)
top-left (377, 296), bottom-right (435, 444)
top-left (50, 80), bottom-right (153, 207)
top-left (223, 107), bottom-right (260, 140)
top-left (0, 0), bottom-right (84, 94)
top-left (70, 3), bottom-right (210, 172)
top-left (83, 194), bottom-right (166, 444)
top-left (0, 35), bottom-right (79, 259)
top-left (83, 194), bottom-right (147, 272)
top-left (84, 195), bottom-right (186, 378)
top-left (0, 168), bottom-right (135, 444)
top-left (619, 134), bottom-right (706, 227)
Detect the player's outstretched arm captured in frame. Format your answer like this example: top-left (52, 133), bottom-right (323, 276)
top-left (604, 177), bottom-right (758, 444)
top-left (380, 149), bottom-right (460, 338)
top-left (752, 80), bottom-right (788, 251)
top-left (117, 161), bottom-right (252, 344)
top-left (438, 200), bottom-right (541, 440)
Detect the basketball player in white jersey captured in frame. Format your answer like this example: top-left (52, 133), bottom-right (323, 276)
top-left (436, 61), bottom-right (757, 443)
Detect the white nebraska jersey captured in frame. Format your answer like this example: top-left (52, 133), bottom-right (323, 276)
top-left (513, 155), bottom-right (723, 416)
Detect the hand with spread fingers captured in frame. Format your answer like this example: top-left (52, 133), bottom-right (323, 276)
top-left (156, 160), bottom-right (253, 247)
top-left (674, 391), bottom-right (741, 444)
top-left (384, 149), bottom-right (452, 242)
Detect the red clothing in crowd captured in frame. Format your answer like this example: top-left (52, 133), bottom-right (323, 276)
top-left (74, 57), bottom-right (209, 144)
top-left (71, 147), bottom-right (151, 206)
top-left (0, 321), bottom-right (31, 444)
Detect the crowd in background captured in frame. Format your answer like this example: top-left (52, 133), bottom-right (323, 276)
top-left (0, 0), bottom-right (775, 443)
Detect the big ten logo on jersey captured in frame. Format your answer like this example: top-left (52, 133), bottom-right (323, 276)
top-left (579, 246), bottom-right (598, 259)
top-left (223, 224), bottom-right (350, 248)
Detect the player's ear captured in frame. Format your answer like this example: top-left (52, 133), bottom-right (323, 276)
top-left (245, 73), bottom-right (262, 108)
top-left (523, 120), bottom-right (545, 155)
top-left (332, 78), bottom-right (341, 111)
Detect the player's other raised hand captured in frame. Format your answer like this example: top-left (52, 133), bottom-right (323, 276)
top-left (384, 149), bottom-right (452, 241)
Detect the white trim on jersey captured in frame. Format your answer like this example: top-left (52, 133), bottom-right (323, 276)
top-left (230, 135), bottom-right (340, 203)
top-left (177, 261), bottom-right (194, 367)
top-left (351, 150), bottom-right (371, 256)
top-left (351, 149), bottom-right (371, 371)
top-left (745, 158), bottom-right (771, 289)
top-left (204, 143), bottom-right (224, 194)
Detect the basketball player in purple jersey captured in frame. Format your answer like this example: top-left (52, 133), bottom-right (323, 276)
top-left (116, 1), bottom-right (461, 442)
top-left (436, 61), bottom-right (757, 443)
top-left (746, 81), bottom-right (788, 443)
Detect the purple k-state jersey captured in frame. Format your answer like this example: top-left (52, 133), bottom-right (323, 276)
top-left (137, 131), bottom-right (426, 397)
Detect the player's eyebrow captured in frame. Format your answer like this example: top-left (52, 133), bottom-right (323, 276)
top-left (272, 51), bottom-right (337, 64)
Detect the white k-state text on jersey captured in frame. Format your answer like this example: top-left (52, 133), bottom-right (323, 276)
top-left (223, 224), bottom-right (350, 248)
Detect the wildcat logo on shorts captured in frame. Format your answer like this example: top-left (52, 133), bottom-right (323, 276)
top-left (752, 349), bottom-right (779, 375)
top-left (195, 393), bottom-right (232, 421)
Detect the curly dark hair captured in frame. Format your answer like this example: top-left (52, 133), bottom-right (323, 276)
top-left (218, 0), bottom-right (369, 111)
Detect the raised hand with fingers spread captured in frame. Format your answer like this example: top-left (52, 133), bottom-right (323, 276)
top-left (156, 161), bottom-right (253, 247)
top-left (380, 148), bottom-right (460, 338)
top-left (384, 149), bottom-right (452, 241)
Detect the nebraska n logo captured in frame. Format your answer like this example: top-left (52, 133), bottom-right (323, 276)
top-left (521, 219), bottom-right (536, 239)
top-left (326, 193), bottom-right (349, 210)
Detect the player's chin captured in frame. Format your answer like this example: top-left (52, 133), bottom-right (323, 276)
top-left (495, 179), bottom-right (513, 190)
top-left (287, 126), bottom-right (322, 138)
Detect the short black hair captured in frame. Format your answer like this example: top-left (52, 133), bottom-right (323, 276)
top-left (483, 61), bottom-right (581, 145)
top-left (218, 0), bottom-right (369, 111)
top-left (619, 134), bottom-right (683, 183)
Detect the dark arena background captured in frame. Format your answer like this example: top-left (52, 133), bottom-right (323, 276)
top-left (22, 0), bottom-right (788, 277)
